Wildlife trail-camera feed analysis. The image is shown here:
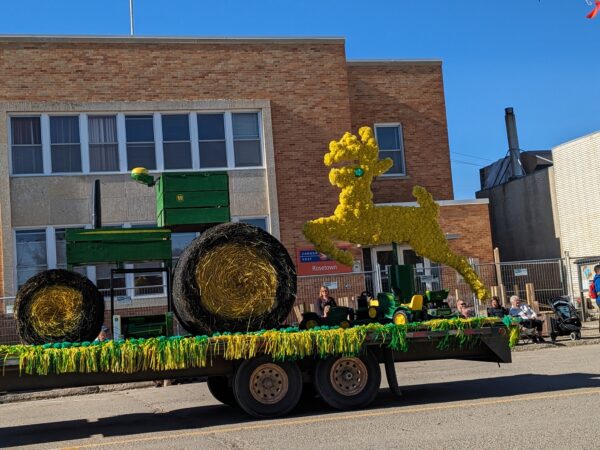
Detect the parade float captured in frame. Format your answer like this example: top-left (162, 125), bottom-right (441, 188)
top-left (0, 127), bottom-right (513, 419)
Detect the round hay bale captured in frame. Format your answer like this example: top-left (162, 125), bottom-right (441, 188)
top-left (15, 269), bottom-right (104, 344)
top-left (173, 222), bottom-right (297, 336)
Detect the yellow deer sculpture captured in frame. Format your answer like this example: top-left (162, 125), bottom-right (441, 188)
top-left (303, 127), bottom-right (488, 300)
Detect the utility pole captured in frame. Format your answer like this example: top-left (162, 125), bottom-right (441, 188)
top-left (129, 0), bottom-right (135, 36)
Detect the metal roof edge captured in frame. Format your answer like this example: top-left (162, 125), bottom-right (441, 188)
top-left (0, 34), bottom-right (346, 45)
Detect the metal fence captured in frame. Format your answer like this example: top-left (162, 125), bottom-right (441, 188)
top-left (2, 255), bottom-right (599, 345)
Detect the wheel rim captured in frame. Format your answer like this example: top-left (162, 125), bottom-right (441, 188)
top-left (330, 357), bottom-right (369, 396)
top-left (249, 363), bottom-right (289, 404)
top-left (393, 312), bottom-right (407, 325)
top-left (306, 319), bottom-right (318, 329)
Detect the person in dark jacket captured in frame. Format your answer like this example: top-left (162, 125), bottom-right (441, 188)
top-left (487, 296), bottom-right (507, 318)
top-left (594, 265), bottom-right (600, 309)
top-left (314, 285), bottom-right (337, 317)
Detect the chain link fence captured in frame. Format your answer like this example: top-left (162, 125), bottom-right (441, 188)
top-left (2, 256), bottom-right (599, 344)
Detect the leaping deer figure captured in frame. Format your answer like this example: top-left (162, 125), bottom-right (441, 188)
top-left (303, 127), bottom-right (489, 300)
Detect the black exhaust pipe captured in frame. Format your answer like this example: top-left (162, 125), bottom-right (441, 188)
top-left (505, 107), bottom-right (524, 178)
top-left (92, 179), bottom-right (102, 229)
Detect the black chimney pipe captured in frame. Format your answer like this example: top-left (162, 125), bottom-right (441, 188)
top-left (92, 179), bottom-right (102, 229)
top-left (505, 107), bottom-right (524, 178)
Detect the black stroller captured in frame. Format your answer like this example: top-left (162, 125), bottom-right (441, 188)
top-left (549, 297), bottom-right (582, 342)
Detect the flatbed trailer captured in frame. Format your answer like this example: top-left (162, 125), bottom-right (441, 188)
top-left (0, 324), bottom-right (511, 419)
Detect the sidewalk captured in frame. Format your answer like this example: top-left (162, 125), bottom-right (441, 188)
top-left (512, 320), bottom-right (600, 352)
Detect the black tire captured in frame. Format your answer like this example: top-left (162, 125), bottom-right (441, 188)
top-left (570, 332), bottom-right (578, 341)
top-left (233, 355), bottom-right (302, 419)
top-left (313, 349), bottom-right (381, 410)
top-left (207, 376), bottom-right (237, 407)
top-left (15, 269), bottom-right (104, 344)
top-left (173, 222), bottom-right (296, 336)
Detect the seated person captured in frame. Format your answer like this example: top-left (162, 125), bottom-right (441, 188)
top-left (456, 300), bottom-right (473, 318)
top-left (487, 296), bottom-right (508, 318)
top-left (509, 295), bottom-right (545, 343)
top-left (314, 285), bottom-right (337, 317)
top-left (94, 325), bottom-right (110, 343)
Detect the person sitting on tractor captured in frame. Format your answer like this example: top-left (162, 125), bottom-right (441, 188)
top-left (314, 285), bottom-right (337, 317)
top-left (456, 300), bottom-right (473, 318)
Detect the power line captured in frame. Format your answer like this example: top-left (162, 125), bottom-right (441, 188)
top-left (451, 159), bottom-right (483, 167)
top-left (450, 151), bottom-right (495, 162)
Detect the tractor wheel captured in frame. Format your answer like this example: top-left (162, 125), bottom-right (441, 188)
top-left (173, 222), bottom-right (296, 336)
top-left (392, 310), bottom-right (409, 326)
top-left (15, 269), bottom-right (104, 344)
top-left (207, 376), bottom-right (237, 407)
top-left (233, 355), bottom-right (302, 419)
top-left (313, 349), bottom-right (381, 410)
top-left (299, 312), bottom-right (322, 330)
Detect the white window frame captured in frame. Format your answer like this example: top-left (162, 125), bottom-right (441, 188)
top-left (48, 114), bottom-right (83, 174)
top-left (13, 224), bottom-right (91, 291)
top-left (374, 123), bottom-right (407, 177)
top-left (161, 112), bottom-right (193, 172)
top-left (9, 110), bottom-right (266, 177)
top-left (7, 114), bottom-right (45, 175)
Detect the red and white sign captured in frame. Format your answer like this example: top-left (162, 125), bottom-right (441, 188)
top-left (296, 247), bottom-right (352, 276)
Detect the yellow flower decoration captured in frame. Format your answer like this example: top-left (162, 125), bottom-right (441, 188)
top-left (303, 127), bottom-right (489, 300)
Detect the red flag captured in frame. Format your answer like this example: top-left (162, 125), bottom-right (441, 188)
top-left (587, 0), bottom-right (600, 19)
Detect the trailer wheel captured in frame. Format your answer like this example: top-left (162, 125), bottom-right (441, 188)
top-left (313, 350), bottom-right (381, 410)
top-left (233, 355), bottom-right (302, 419)
top-left (207, 376), bottom-right (237, 407)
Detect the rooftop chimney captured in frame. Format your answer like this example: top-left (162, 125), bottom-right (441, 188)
top-left (505, 107), bottom-right (524, 178)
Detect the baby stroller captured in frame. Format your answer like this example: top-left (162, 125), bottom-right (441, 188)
top-left (549, 297), bottom-right (582, 342)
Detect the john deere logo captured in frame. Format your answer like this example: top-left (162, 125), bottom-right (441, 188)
top-left (176, 194), bottom-right (184, 202)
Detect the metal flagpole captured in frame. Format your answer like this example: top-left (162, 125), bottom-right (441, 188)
top-left (129, 0), bottom-right (135, 36)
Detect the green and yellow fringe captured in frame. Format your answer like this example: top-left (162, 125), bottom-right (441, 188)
top-left (0, 318), bottom-right (517, 376)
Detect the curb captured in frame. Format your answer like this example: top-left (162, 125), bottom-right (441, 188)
top-left (512, 336), bottom-right (600, 352)
top-left (0, 381), bottom-right (156, 404)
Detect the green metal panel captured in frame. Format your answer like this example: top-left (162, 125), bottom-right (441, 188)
top-left (389, 264), bottom-right (415, 302)
top-left (155, 171), bottom-right (230, 228)
top-left (157, 172), bottom-right (228, 192)
top-left (159, 191), bottom-right (229, 209)
top-left (157, 207), bottom-right (230, 227)
top-left (66, 227), bottom-right (172, 266)
top-left (66, 228), bottom-right (171, 243)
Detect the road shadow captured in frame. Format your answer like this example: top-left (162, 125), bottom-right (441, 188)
top-left (2, 372), bottom-right (600, 447)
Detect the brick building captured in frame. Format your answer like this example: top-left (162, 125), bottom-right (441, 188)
top-left (0, 36), bottom-right (492, 340)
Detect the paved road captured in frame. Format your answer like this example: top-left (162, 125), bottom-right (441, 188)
top-left (1, 344), bottom-right (600, 449)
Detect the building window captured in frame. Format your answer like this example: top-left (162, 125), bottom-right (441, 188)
top-left (172, 232), bottom-right (197, 265)
top-left (15, 229), bottom-right (47, 288)
top-left (236, 217), bottom-right (268, 232)
top-left (162, 114), bottom-right (192, 170)
top-left (375, 124), bottom-right (405, 175)
top-left (55, 228), bottom-right (87, 276)
top-left (50, 116), bottom-right (82, 173)
top-left (11, 117), bottom-right (43, 174)
top-left (197, 113), bottom-right (227, 168)
top-left (232, 113), bottom-right (262, 167)
top-left (95, 264), bottom-right (126, 298)
top-left (125, 115), bottom-right (156, 170)
top-left (88, 115), bottom-right (119, 172)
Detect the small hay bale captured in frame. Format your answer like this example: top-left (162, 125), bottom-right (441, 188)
top-left (173, 222), bottom-right (297, 336)
top-left (15, 269), bottom-right (104, 344)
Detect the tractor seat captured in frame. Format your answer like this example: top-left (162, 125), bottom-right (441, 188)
top-left (400, 294), bottom-right (424, 311)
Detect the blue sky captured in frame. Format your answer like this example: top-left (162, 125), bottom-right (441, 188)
top-left (2, 0), bottom-right (599, 198)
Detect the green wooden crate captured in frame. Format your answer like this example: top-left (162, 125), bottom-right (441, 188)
top-left (66, 228), bottom-right (172, 266)
top-left (156, 171), bottom-right (230, 228)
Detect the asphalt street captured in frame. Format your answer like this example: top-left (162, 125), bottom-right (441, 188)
top-left (1, 344), bottom-right (600, 449)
